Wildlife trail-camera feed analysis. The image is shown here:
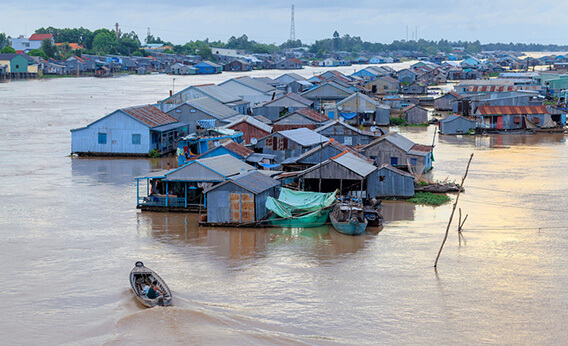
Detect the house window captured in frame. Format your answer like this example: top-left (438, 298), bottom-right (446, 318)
top-left (379, 176), bottom-right (386, 182)
top-left (132, 134), bottom-right (141, 145)
top-left (16, 64), bottom-right (19, 69)
top-left (344, 137), bottom-right (352, 145)
top-left (390, 157), bottom-right (398, 165)
top-left (98, 133), bottom-right (107, 144)
top-left (410, 158), bottom-right (417, 166)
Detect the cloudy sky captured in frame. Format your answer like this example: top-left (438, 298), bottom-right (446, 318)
top-left (2, 1), bottom-right (567, 45)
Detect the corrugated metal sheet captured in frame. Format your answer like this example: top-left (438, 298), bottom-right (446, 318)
top-left (222, 139), bottom-right (254, 158)
top-left (279, 128), bottom-right (329, 147)
top-left (477, 105), bottom-right (549, 115)
top-left (122, 105), bottom-right (178, 127)
top-left (195, 84), bottom-right (242, 103)
top-left (223, 115), bottom-right (273, 133)
top-left (384, 133), bottom-right (415, 152)
top-left (205, 170), bottom-right (279, 194)
top-left (232, 76), bottom-right (275, 93)
top-left (332, 152), bottom-right (377, 177)
top-left (295, 108), bottom-right (329, 122)
top-left (186, 97), bottom-right (240, 119)
top-left (197, 154), bottom-right (255, 177)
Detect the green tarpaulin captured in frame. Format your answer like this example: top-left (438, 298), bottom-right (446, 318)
top-left (266, 188), bottom-right (337, 228)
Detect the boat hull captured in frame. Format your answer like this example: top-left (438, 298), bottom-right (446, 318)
top-left (129, 261), bottom-right (173, 308)
top-left (330, 205), bottom-right (368, 235)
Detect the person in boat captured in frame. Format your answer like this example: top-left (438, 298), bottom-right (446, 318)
top-left (146, 280), bottom-right (165, 299)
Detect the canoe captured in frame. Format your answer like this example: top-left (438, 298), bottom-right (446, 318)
top-left (129, 261), bottom-right (172, 307)
top-left (330, 203), bottom-right (368, 236)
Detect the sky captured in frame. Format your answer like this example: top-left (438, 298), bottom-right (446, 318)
top-left (2, 1), bottom-right (568, 46)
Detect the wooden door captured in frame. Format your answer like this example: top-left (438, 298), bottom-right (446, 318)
top-left (496, 116), bottom-right (503, 130)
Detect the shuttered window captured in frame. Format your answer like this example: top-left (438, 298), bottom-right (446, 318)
top-left (98, 133), bottom-right (107, 144)
top-left (132, 134), bottom-right (141, 145)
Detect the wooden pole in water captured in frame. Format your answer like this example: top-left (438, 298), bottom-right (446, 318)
top-left (434, 153), bottom-right (473, 268)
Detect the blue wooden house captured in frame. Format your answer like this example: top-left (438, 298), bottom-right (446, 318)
top-left (351, 68), bottom-right (378, 80)
top-left (375, 164), bottom-right (415, 198)
top-left (71, 105), bottom-right (184, 156)
top-left (203, 170), bottom-right (280, 224)
top-left (195, 139), bottom-right (253, 160)
top-left (252, 128), bottom-right (329, 163)
top-left (194, 60), bottom-right (223, 74)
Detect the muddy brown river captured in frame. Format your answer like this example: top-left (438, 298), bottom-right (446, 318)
top-left (1, 66), bottom-right (567, 344)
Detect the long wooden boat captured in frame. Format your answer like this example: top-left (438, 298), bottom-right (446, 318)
top-left (330, 203), bottom-right (368, 236)
top-left (129, 261), bottom-right (172, 307)
top-left (363, 205), bottom-right (383, 227)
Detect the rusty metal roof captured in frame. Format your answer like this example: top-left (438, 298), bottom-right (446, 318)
top-left (477, 105), bottom-right (549, 115)
top-left (122, 105), bottom-right (178, 128)
top-left (222, 139), bottom-right (254, 158)
top-left (296, 108), bottom-right (329, 122)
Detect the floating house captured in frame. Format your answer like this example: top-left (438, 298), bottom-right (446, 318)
top-left (136, 154), bottom-right (255, 211)
top-left (218, 76), bottom-right (284, 106)
top-left (297, 151), bottom-right (378, 197)
top-left (315, 120), bottom-right (378, 146)
top-left (434, 92), bottom-right (463, 111)
top-left (363, 76), bottom-right (400, 94)
top-left (300, 82), bottom-right (354, 110)
top-left (222, 115), bottom-right (273, 145)
top-left (252, 93), bottom-right (313, 121)
top-left (327, 92), bottom-right (390, 125)
top-left (282, 138), bottom-right (373, 171)
top-left (194, 60), bottom-right (223, 74)
top-left (475, 105), bottom-right (552, 131)
top-left (203, 170), bottom-right (280, 225)
top-left (362, 133), bottom-right (433, 174)
top-left (195, 139), bottom-right (253, 160)
top-left (375, 164), bottom-right (415, 198)
top-left (177, 127), bottom-right (243, 159)
top-left (165, 97), bottom-right (240, 133)
top-left (402, 104), bottom-right (429, 124)
top-left (439, 115), bottom-right (477, 135)
top-left (159, 84), bottom-right (249, 115)
top-left (272, 108), bottom-right (329, 132)
top-left (71, 105), bottom-right (184, 156)
top-left (252, 127), bottom-right (329, 163)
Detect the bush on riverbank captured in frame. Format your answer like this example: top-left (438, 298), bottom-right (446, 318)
top-left (408, 192), bottom-right (451, 205)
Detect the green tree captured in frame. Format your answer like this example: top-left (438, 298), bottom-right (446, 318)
top-left (41, 38), bottom-right (57, 58)
top-left (196, 42), bottom-right (213, 61)
top-left (0, 33), bottom-right (7, 49)
top-left (28, 49), bottom-right (48, 59)
top-left (0, 46), bottom-right (16, 53)
top-left (92, 31), bottom-right (116, 55)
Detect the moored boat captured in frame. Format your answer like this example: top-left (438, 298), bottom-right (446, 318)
top-left (363, 205), bottom-right (384, 227)
top-left (330, 203), bottom-right (368, 235)
top-left (129, 261), bottom-right (172, 308)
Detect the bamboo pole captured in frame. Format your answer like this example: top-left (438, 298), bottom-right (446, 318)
top-left (434, 153), bottom-right (474, 268)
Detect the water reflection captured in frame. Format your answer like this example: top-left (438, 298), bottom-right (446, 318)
top-left (439, 133), bottom-right (566, 148)
top-left (381, 201), bottom-right (416, 222)
top-left (137, 212), bottom-right (375, 261)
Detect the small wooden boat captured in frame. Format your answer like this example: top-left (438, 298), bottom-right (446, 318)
top-left (129, 261), bottom-right (172, 307)
top-left (330, 203), bottom-right (368, 235)
top-left (363, 205), bottom-right (384, 227)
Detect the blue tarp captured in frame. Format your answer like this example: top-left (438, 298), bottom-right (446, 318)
top-left (197, 119), bottom-right (216, 129)
top-left (260, 163), bottom-right (280, 168)
top-left (340, 112), bottom-right (358, 120)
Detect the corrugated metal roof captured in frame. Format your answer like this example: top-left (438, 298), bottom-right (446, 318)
top-left (263, 93), bottom-right (313, 107)
top-left (278, 128), bottom-right (329, 147)
top-left (477, 105), bottom-right (549, 115)
top-left (197, 154), bottom-right (255, 177)
top-left (194, 85), bottom-right (242, 104)
top-left (231, 76), bottom-right (276, 93)
top-left (122, 105), bottom-right (179, 127)
top-left (315, 120), bottom-right (375, 138)
top-left (246, 153), bottom-right (276, 163)
top-left (408, 144), bottom-right (433, 157)
top-left (332, 152), bottom-right (377, 177)
top-left (186, 97), bottom-right (240, 119)
top-left (223, 115), bottom-right (273, 133)
top-left (204, 170), bottom-right (279, 194)
top-left (377, 164), bottom-right (415, 178)
top-left (295, 108), bottom-right (329, 122)
top-left (222, 139), bottom-right (254, 158)
top-left (385, 133), bottom-right (415, 152)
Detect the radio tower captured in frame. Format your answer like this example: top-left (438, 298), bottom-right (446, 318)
top-left (290, 5), bottom-right (295, 42)
top-left (146, 27), bottom-right (151, 43)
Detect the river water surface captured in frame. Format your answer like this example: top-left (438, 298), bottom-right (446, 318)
top-left (1, 65), bottom-right (568, 345)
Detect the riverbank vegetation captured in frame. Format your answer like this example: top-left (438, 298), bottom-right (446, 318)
top-left (408, 192), bottom-right (451, 206)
